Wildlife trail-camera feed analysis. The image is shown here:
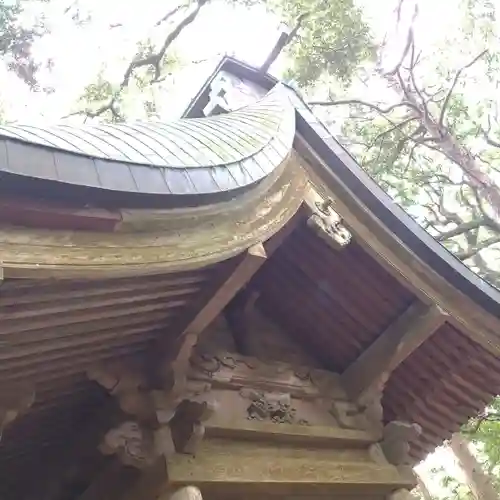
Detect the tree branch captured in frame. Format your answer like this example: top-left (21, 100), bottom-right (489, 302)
top-left (122, 0), bottom-right (206, 87)
top-left (457, 235), bottom-right (500, 261)
top-left (155, 3), bottom-right (187, 26)
top-left (436, 219), bottom-right (486, 241)
top-left (371, 116), bottom-right (419, 145)
top-left (78, 0), bottom-right (207, 120)
top-left (438, 50), bottom-right (488, 128)
top-left (308, 98), bottom-right (421, 115)
top-left (384, 2), bottom-right (418, 76)
top-left (260, 12), bottom-right (309, 73)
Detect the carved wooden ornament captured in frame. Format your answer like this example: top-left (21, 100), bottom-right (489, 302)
top-left (90, 358), bottom-right (219, 466)
top-left (100, 421), bottom-right (158, 469)
top-left (380, 421), bottom-right (422, 465)
top-left (307, 199), bottom-right (351, 250)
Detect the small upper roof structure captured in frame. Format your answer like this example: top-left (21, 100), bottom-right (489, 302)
top-left (0, 55), bottom-right (500, 498)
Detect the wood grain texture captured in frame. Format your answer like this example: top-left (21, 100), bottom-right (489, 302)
top-left (167, 438), bottom-right (415, 495)
top-left (0, 156), bottom-right (307, 278)
top-left (204, 420), bottom-right (379, 448)
top-left (341, 301), bottom-right (447, 402)
top-left (299, 146), bottom-right (500, 357)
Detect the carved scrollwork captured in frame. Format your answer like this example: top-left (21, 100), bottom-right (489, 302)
top-left (89, 359), bottom-right (219, 465)
top-left (189, 353), bottom-right (221, 377)
top-left (357, 392), bottom-right (384, 432)
top-left (100, 421), bottom-right (158, 469)
top-left (89, 358), bottom-right (220, 468)
top-left (188, 351), bottom-right (258, 383)
top-left (240, 389), bottom-right (308, 425)
top-left (307, 199), bottom-right (351, 250)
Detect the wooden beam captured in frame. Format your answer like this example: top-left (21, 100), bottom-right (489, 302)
top-left (298, 138), bottom-right (500, 357)
top-left (168, 438), bottom-right (416, 495)
top-left (204, 420), bottom-right (380, 448)
top-left (341, 301), bottom-right (447, 402)
top-left (182, 243), bottom-right (266, 339)
top-left (0, 197), bottom-right (122, 232)
top-left (165, 243), bottom-right (268, 387)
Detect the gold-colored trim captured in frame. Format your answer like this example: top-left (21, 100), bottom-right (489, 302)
top-left (0, 154), bottom-right (307, 279)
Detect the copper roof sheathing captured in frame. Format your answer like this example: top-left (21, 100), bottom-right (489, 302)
top-left (0, 86), bottom-right (295, 198)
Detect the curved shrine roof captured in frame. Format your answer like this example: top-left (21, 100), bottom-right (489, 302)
top-left (0, 85), bottom-right (295, 197)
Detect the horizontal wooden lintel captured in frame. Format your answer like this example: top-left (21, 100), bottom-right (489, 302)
top-left (168, 439), bottom-right (416, 495)
top-left (204, 421), bottom-right (380, 448)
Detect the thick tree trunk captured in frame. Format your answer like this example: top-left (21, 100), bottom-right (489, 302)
top-left (450, 433), bottom-right (499, 500)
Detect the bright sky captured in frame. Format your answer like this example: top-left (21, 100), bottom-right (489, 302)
top-left (1, 0), bottom-right (470, 123)
top-left (1, 0), bottom-right (284, 122)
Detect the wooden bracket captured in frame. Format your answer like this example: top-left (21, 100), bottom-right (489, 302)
top-left (341, 301), bottom-right (447, 404)
top-left (98, 393), bottom-right (217, 469)
top-left (90, 359), bottom-right (218, 467)
top-left (160, 243), bottom-right (268, 399)
top-left (380, 421), bottom-right (422, 466)
top-left (307, 199), bottom-right (352, 250)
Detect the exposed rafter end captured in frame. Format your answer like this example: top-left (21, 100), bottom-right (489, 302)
top-left (341, 301), bottom-right (448, 407)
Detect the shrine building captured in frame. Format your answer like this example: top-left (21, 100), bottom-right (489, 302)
top-left (0, 56), bottom-right (499, 500)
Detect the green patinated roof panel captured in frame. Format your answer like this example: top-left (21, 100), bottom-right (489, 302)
top-left (0, 85), bottom-right (296, 196)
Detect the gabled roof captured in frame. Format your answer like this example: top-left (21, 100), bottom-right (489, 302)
top-left (181, 56), bottom-right (500, 460)
top-left (184, 56), bottom-right (500, 343)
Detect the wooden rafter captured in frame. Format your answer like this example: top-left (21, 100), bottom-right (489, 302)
top-left (165, 243), bottom-right (268, 387)
top-left (341, 301), bottom-right (447, 402)
top-left (163, 210), bottom-right (305, 380)
top-left (297, 136), bottom-right (500, 357)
